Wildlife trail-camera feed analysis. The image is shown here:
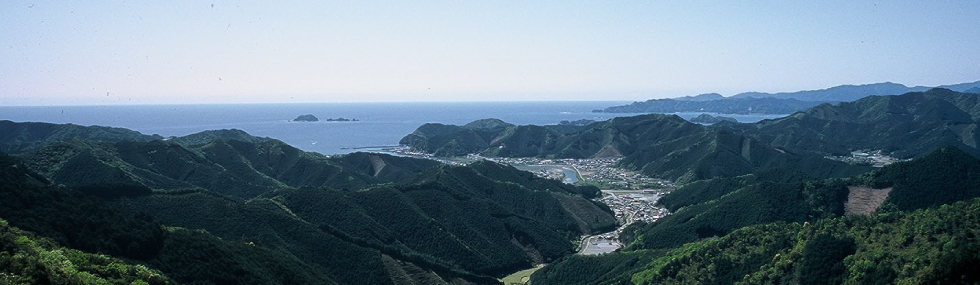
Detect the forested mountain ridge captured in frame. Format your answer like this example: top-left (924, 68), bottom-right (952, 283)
top-left (0, 120), bottom-right (163, 154)
top-left (401, 114), bottom-right (868, 183)
top-left (728, 88), bottom-right (980, 158)
top-left (531, 146), bottom-right (980, 284)
top-left (18, 132), bottom-right (439, 198)
top-left (0, 121), bottom-right (615, 284)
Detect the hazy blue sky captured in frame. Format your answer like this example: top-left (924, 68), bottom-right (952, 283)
top-left (2, 1), bottom-right (979, 105)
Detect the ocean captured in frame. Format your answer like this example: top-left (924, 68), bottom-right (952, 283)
top-left (0, 102), bottom-right (784, 155)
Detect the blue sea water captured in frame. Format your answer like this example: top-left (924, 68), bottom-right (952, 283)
top-left (0, 102), bottom-right (785, 155)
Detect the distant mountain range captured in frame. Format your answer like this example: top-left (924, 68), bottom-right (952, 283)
top-left (597, 81), bottom-right (980, 114)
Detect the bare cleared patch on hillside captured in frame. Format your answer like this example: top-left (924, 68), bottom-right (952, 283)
top-left (380, 254), bottom-right (447, 285)
top-left (593, 144), bottom-right (623, 158)
top-left (368, 155), bottom-right (386, 177)
top-left (845, 186), bottom-right (892, 216)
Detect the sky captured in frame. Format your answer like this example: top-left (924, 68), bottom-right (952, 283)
top-left (2, 1), bottom-right (979, 105)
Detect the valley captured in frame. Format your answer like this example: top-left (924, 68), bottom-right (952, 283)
top-left (380, 151), bottom-right (675, 258)
top-left (458, 157), bottom-right (673, 257)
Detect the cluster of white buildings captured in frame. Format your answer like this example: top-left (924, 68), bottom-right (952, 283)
top-left (824, 150), bottom-right (910, 167)
top-left (598, 192), bottom-right (667, 225)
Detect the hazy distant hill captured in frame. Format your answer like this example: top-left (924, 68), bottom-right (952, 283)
top-left (598, 97), bottom-right (825, 114)
top-left (596, 80), bottom-right (980, 114)
top-left (673, 93), bottom-right (725, 101)
top-left (732, 82), bottom-right (926, 101)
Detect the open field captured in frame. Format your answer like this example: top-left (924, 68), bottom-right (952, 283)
top-left (500, 265), bottom-right (543, 285)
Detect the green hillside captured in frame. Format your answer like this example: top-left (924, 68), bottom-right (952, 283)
top-left (534, 200), bottom-right (980, 284)
top-left (0, 151), bottom-right (340, 284)
top-left (0, 217), bottom-right (175, 285)
top-left (735, 88), bottom-right (980, 158)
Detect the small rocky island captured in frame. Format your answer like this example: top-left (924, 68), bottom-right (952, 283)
top-left (292, 114), bottom-right (358, 122)
top-left (293, 114), bottom-right (319, 122)
top-left (324, 117), bottom-right (358, 122)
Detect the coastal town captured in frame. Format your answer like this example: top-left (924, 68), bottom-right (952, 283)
top-left (474, 155), bottom-right (673, 190)
top-left (383, 147), bottom-right (674, 255)
top-left (456, 155), bottom-right (674, 255)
